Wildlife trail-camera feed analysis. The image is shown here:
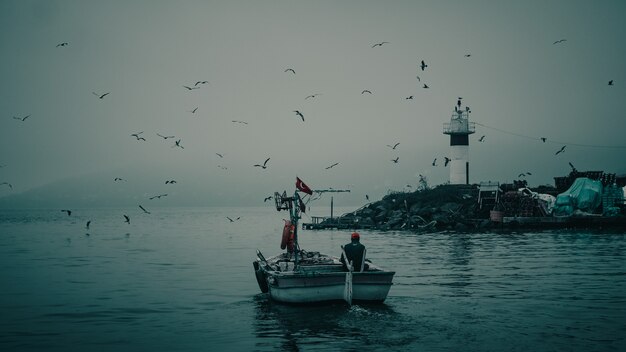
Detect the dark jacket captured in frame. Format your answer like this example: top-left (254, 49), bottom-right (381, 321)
top-left (341, 240), bottom-right (367, 272)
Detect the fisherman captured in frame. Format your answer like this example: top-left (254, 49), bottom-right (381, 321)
top-left (341, 232), bottom-right (368, 272)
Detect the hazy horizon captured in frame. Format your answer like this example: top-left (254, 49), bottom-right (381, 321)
top-left (1, 0), bottom-right (625, 208)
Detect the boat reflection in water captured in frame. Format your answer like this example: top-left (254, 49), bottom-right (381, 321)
top-left (253, 180), bottom-right (395, 305)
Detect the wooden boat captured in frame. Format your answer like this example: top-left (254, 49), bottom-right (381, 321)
top-left (253, 181), bottom-right (395, 304)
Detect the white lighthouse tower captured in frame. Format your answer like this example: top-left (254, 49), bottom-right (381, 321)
top-left (443, 98), bottom-right (475, 184)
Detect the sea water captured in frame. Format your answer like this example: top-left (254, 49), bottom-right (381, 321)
top-left (0, 207), bottom-right (624, 351)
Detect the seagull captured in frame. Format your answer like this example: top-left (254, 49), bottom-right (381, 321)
top-left (218, 165), bottom-right (228, 170)
top-left (555, 146), bottom-right (566, 155)
top-left (568, 162), bottom-right (576, 170)
top-left (416, 75), bottom-right (421, 82)
top-left (188, 107), bottom-right (198, 114)
top-left (254, 158), bottom-right (270, 169)
top-left (165, 180), bottom-right (177, 184)
top-left (518, 173), bottom-right (527, 178)
top-left (608, 80), bottom-right (613, 86)
top-left (553, 39), bottom-right (567, 45)
top-left (420, 60), bottom-right (427, 71)
top-left (540, 137), bottom-right (547, 143)
top-left (444, 157), bottom-right (451, 167)
top-left (194, 81), bottom-right (209, 86)
top-left (124, 215), bottom-right (130, 224)
top-left (12, 115), bottom-right (30, 121)
top-left (0, 182), bottom-right (13, 189)
top-left (56, 42), bottom-right (68, 47)
top-left (526, 172), bottom-right (532, 176)
top-left (432, 158), bottom-right (437, 166)
top-left (173, 139), bottom-right (184, 149)
top-left (149, 194), bottom-right (168, 200)
top-left (423, 84), bottom-right (429, 89)
top-left (231, 120), bottom-right (248, 125)
top-left (131, 132), bottom-right (146, 141)
top-left (61, 209), bottom-right (72, 216)
top-left (361, 90), bottom-right (372, 94)
top-left (215, 153), bottom-right (224, 158)
top-left (386, 143), bottom-right (400, 150)
top-left (183, 85), bottom-right (200, 90)
top-left (226, 216), bottom-right (241, 222)
top-left (264, 196), bottom-right (273, 202)
top-left (366, 194), bottom-right (369, 201)
top-left (464, 54), bottom-right (471, 57)
top-left (371, 41), bottom-right (389, 48)
top-left (114, 177), bottom-right (124, 181)
top-left (86, 220), bottom-right (91, 229)
top-left (157, 133), bottom-right (175, 139)
top-left (391, 157), bottom-right (399, 163)
top-left (325, 162), bottom-right (339, 169)
top-left (478, 135), bottom-right (485, 142)
top-left (293, 110), bottom-right (305, 122)
top-left (405, 96), bottom-right (414, 100)
top-left (305, 93), bottom-right (321, 99)
top-left (284, 68), bottom-right (296, 74)
top-left (92, 92), bottom-right (110, 99)
top-left (139, 205), bottom-right (151, 214)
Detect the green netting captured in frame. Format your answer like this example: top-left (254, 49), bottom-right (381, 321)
top-left (553, 178), bottom-right (603, 217)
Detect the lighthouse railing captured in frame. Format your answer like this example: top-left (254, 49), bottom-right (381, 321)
top-left (443, 121), bottom-right (475, 134)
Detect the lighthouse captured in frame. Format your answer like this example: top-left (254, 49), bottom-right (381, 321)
top-left (443, 98), bottom-right (475, 184)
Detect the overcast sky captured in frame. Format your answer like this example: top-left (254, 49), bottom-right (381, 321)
top-left (1, 0), bottom-right (625, 206)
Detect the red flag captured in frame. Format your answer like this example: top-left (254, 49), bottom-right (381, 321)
top-left (295, 177), bottom-right (313, 195)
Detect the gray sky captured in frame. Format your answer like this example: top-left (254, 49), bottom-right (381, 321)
top-left (1, 0), bottom-right (625, 206)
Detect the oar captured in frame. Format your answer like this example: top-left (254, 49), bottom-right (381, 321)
top-left (341, 245), bottom-right (353, 306)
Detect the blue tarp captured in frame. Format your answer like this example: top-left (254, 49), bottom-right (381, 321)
top-left (553, 178), bottom-right (603, 217)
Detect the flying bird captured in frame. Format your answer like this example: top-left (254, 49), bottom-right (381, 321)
top-left (518, 173), bottom-right (527, 178)
top-left (226, 216), bottom-right (241, 222)
top-left (464, 54), bottom-right (471, 57)
top-left (305, 93), bottom-right (321, 99)
top-left (526, 172), bottom-right (532, 176)
top-left (215, 153), bottom-right (223, 158)
top-left (264, 196), bottom-right (273, 203)
top-left (139, 205), bottom-right (151, 214)
top-left (124, 215), bottom-right (130, 224)
top-left (540, 137), bottom-right (547, 143)
top-left (284, 68), bottom-right (296, 74)
top-left (165, 180), bottom-right (177, 184)
top-left (56, 42), bottom-right (68, 47)
top-left (608, 80), bottom-right (613, 86)
top-left (325, 162), bottom-right (339, 169)
top-left (386, 143), bottom-right (400, 150)
top-left (61, 209), bottom-right (72, 216)
top-left (149, 194), bottom-right (167, 200)
top-left (391, 157), bottom-right (399, 163)
top-left (420, 60), bottom-right (427, 71)
top-left (254, 158), bottom-right (270, 169)
top-left (232, 120), bottom-right (248, 125)
top-left (293, 110), bottom-right (304, 121)
top-left (478, 135), bottom-right (485, 142)
top-left (553, 39), bottom-right (567, 45)
top-left (189, 107), bottom-right (198, 114)
top-left (423, 84), bottom-right (429, 89)
top-left (194, 81), bottom-right (209, 86)
top-left (365, 194), bottom-right (369, 201)
top-left (131, 132), bottom-right (146, 141)
top-left (361, 90), bottom-right (372, 94)
top-left (444, 157), bottom-right (451, 167)
top-left (86, 220), bottom-right (91, 229)
top-left (114, 177), bottom-right (124, 181)
top-left (555, 146), bottom-right (566, 155)
top-left (416, 75), bottom-right (421, 82)
top-left (371, 41), bottom-right (389, 48)
top-left (183, 85), bottom-right (200, 90)
top-left (173, 139), bottom-right (184, 149)
top-left (405, 96), bottom-right (414, 100)
top-left (432, 158), bottom-right (437, 166)
top-left (12, 115), bottom-right (30, 121)
top-left (92, 92), bottom-right (110, 99)
top-left (0, 182), bottom-right (13, 189)
top-left (157, 133), bottom-right (175, 139)
top-left (218, 165), bottom-right (228, 170)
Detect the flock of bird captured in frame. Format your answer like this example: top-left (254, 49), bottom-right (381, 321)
top-left (1, 36), bottom-right (618, 231)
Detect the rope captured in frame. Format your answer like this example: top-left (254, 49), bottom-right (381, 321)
top-left (474, 122), bottom-right (626, 149)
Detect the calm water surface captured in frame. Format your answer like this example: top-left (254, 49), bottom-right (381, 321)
top-left (0, 207), bottom-right (625, 351)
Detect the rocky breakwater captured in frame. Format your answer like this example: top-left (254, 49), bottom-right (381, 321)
top-left (326, 185), bottom-right (491, 231)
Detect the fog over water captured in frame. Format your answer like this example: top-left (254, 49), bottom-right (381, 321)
top-left (1, 0), bottom-right (625, 207)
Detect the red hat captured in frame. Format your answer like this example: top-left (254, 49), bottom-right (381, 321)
top-left (351, 232), bottom-right (360, 240)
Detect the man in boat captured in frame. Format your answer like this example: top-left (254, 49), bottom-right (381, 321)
top-left (341, 232), bottom-right (368, 272)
